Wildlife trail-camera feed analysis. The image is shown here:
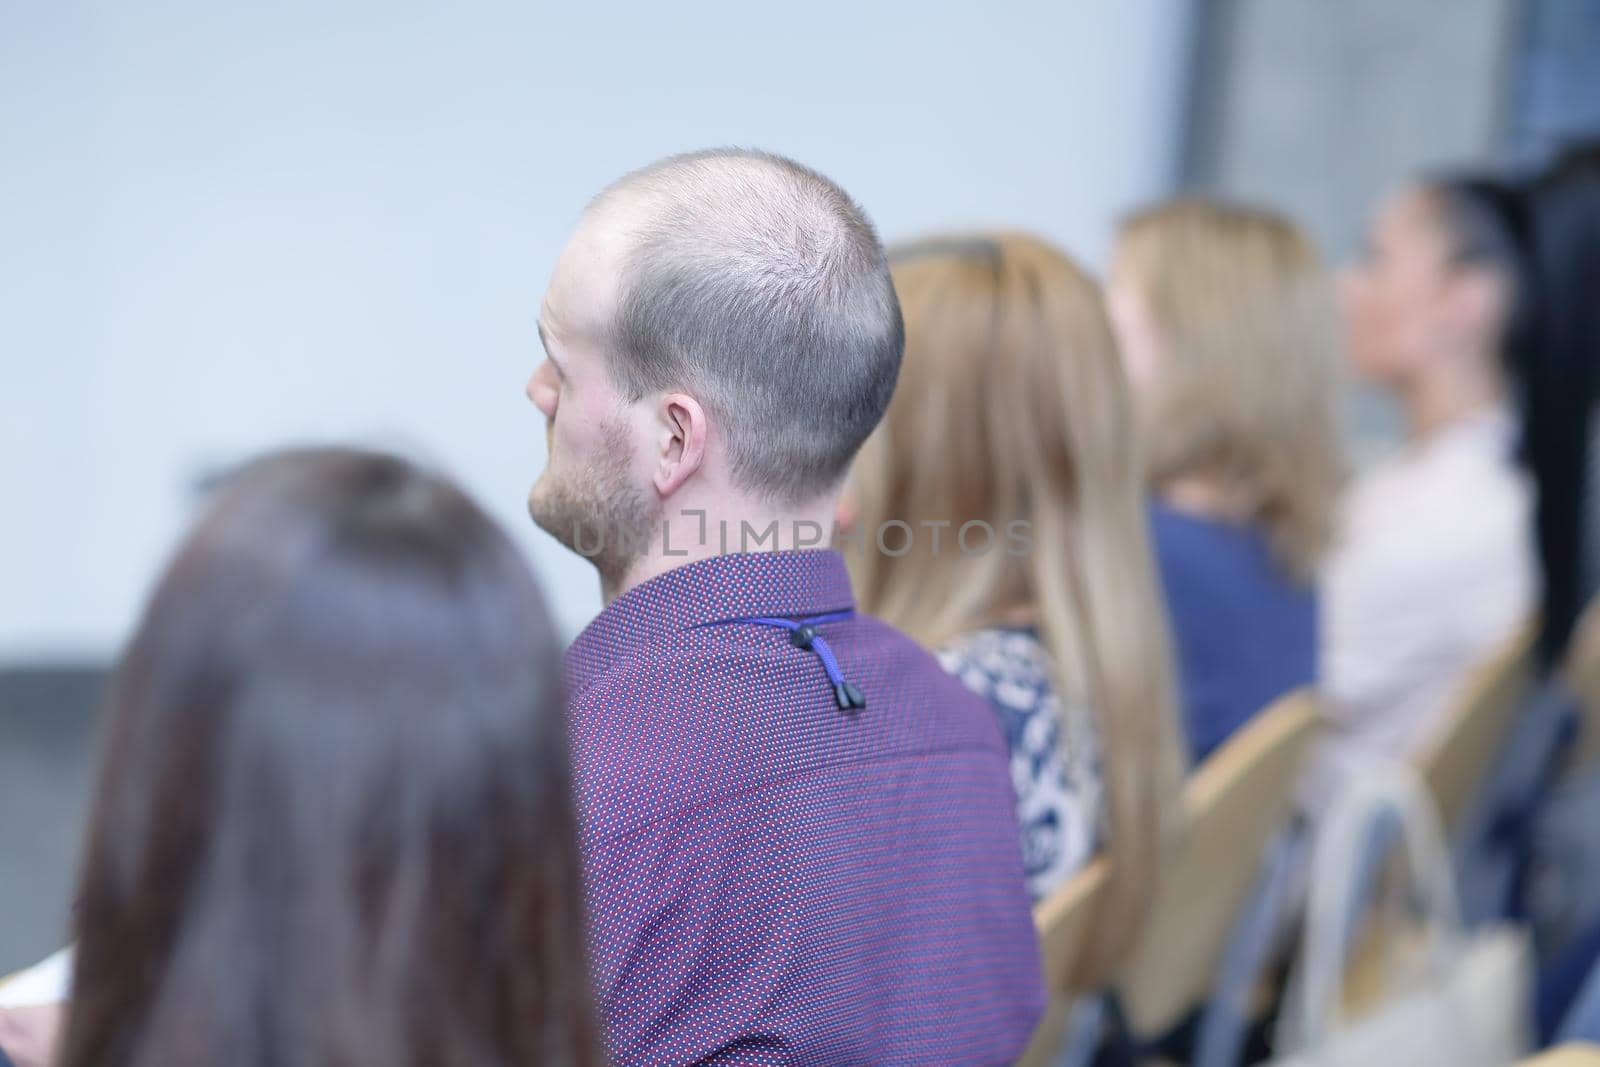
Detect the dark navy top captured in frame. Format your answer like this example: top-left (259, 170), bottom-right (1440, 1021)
top-left (567, 549), bottom-right (1044, 1066)
top-left (1149, 501), bottom-right (1318, 763)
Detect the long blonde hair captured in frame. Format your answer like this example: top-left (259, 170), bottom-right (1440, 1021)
top-left (1115, 200), bottom-right (1342, 579)
top-left (849, 232), bottom-right (1185, 986)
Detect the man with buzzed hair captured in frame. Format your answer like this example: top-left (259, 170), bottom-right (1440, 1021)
top-left (528, 149), bottom-right (1043, 1064)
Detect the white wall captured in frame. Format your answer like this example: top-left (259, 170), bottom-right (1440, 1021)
top-left (0, 0), bottom-right (1196, 662)
top-left (1185, 0), bottom-right (1517, 455)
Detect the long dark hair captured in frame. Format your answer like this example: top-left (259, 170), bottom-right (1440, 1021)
top-left (1423, 159), bottom-right (1600, 666)
top-left (57, 448), bottom-right (605, 1067)
top-left (1518, 143), bottom-right (1600, 665)
top-left (1423, 173), bottom-right (1536, 364)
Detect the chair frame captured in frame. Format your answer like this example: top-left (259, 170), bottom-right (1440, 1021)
top-left (1016, 689), bottom-right (1319, 1066)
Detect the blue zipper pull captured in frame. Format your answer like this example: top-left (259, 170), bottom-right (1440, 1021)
top-left (833, 680), bottom-right (866, 712)
top-left (713, 611), bottom-right (867, 714)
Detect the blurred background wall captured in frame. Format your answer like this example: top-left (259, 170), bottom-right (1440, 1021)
top-left (1185, 0), bottom-right (1518, 262)
top-left (0, 0), bottom-right (1197, 666)
top-left (1182, 0), bottom-right (1521, 449)
top-left (2, 0), bottom-right (1597, 978)
top-left (1181, 0), bottom-right (1600, 451)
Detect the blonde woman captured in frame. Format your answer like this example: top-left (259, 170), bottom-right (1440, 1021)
top-left (1107, 200), bottom-right (1341, 761)
top-left (847, 232), bottom-right (1186, 983)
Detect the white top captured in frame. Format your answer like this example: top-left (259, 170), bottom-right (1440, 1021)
top-left (0, 946), bottom-right (72, 1008)
top-left (1302, 407), bottom-right (1536, 814)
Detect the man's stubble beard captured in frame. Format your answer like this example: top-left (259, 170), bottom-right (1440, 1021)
top-left (528, 421), bottom-right (659, 596)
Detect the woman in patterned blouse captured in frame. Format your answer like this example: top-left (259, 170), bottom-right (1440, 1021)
top-left (845, 232), bottom-right (1188, 987)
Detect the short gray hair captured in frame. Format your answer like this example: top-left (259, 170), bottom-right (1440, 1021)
top-left (591, 149), bottom-right (904, 502)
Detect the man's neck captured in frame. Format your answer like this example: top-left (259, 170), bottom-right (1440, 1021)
top-left (602, 494), bottom-right (840, 604)
top-left (1401, 356), bottom-right (1505, 441)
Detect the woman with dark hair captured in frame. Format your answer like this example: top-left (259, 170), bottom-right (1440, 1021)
top-left (1304, 173), bottom-right (1538, 814)
top-left (1504, 140), bottom-right (1600, 1040)
top-left (1364, 149), bottom-right (1600, 671)
top-left (33, 448), bottom-right (602, 1067)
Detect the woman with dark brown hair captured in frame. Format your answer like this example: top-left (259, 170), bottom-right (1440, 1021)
top-left (45, 447), bottom-right (603, 1067)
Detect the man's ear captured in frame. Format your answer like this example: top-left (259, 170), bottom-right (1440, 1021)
top-left (654, 392), bottom-right (707, 497)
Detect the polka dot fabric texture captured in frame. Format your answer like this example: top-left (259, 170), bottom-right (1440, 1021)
top-left (567, 550), bottom-right (1045, 1065)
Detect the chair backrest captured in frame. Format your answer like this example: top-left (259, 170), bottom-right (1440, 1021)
top-left (1013, 858), bottom-right (1109, 1067)
top-left (1519, 1043), bottom-right (1600, 1066)
top-left (1414, 623), bottom-right (1538, 834)
top-left (1116, 688), bottom-right (1320, 1037)
top-left (1034, 856), bottom-right (1110, 994)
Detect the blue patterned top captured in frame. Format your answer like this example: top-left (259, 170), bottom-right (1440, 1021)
top-left (937, 627), bottom-right (1101, 902)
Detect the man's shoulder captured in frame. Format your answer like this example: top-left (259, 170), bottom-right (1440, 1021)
top-left (565, 617), bottom-right (1005, 813)
top-left (568, 615), bottom-right (986, 719)
top-left (828, 612), bottom-right (1008, 727)
top-left (566, 629), bottom-right (727, 707)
